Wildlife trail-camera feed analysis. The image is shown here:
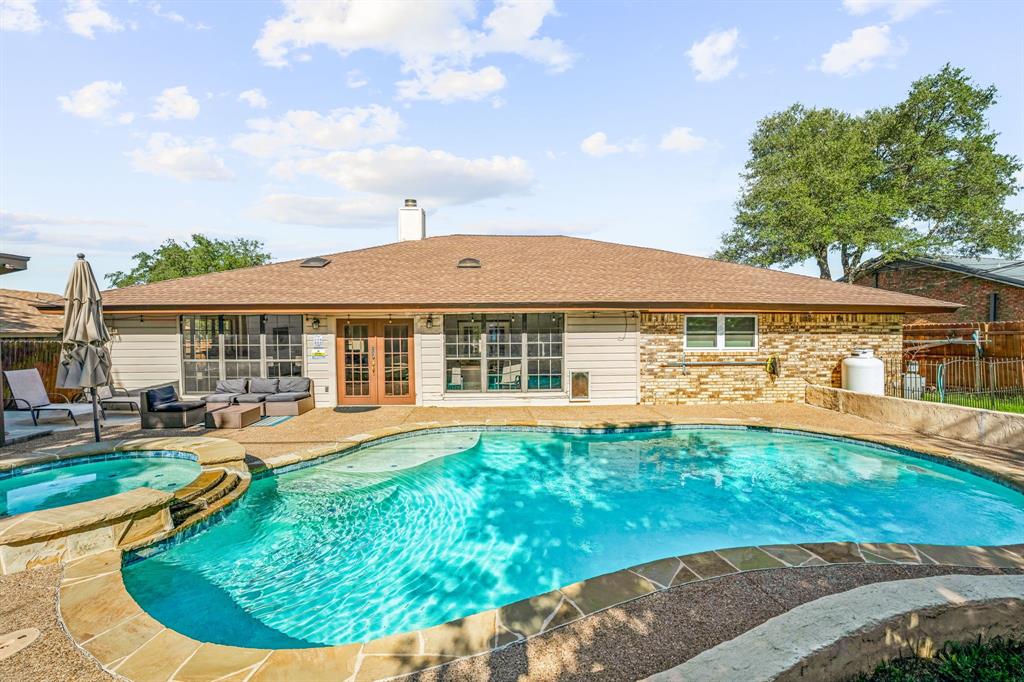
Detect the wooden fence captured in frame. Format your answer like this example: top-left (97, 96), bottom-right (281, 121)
top-left (903, 320), bottom-right (1024, 359)
top-left (1, 339), bottom-right (78, 404)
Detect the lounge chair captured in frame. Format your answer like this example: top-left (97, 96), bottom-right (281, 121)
top-left (91, 385), bottom-right (141, 413)
top-left (3, 368), bottom-right (100, 426)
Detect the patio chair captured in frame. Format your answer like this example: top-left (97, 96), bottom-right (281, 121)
top-left (93, 385), bottom-right (141, 413)
top-left (3, 368), bottom-right (101, 426)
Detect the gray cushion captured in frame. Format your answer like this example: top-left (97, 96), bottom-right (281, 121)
top-left (215, 378), bottom-right (247, 394)
top-left (235, 393), bottom-right (271, 403)
top-left (278, 377), bottom-right (310, 393)
top-left (265, 391), bottom-right (311, 402)
top-left (250, 378), bottom-right (279, 394)
top-left (203, 393), bottom-right (240, 404)
top-left (152, 400), bottom-right (205, 412)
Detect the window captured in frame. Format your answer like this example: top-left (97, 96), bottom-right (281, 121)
top-left (684, 315), bottom-right (757, 350)
top-left (180, 315), bottom-right (304, 394)
top-left (444, 313), bottom-right (564, 392)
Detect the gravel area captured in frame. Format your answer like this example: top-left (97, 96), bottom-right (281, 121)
top-left (0, 565), bottom-right (109, 682)
top-left (405, 564), bottom-right (1021, 682)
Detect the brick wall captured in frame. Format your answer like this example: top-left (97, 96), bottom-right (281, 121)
top-left (640, 313), bottom-right (902, 404)
top-left (852, 266), bottom-right (1024, 323)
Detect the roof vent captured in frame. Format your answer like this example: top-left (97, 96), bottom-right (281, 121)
top-left (457, 257), bottom-right (481, 269)
top-left (300, 256), bottom-right (331, 268)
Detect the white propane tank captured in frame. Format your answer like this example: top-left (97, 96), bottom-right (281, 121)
top-left (841, 348), bottom-right (885, 395)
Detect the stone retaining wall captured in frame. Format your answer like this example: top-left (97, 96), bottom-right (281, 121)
top-left (807, 384), bottom-right (1024, 452)
top-left (640, 313), bottom-right (902, 404)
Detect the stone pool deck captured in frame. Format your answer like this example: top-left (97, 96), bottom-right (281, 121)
top-left (0, 402), bottom-right (1022, 681)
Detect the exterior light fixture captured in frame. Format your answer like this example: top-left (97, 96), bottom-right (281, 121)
top-left (426, 314), bottom-right (434, 328)
top-left (311, 317), bottom-right (320, 330)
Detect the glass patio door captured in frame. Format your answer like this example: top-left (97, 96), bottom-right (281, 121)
top-left (337, 319), bottom-right (415, 405)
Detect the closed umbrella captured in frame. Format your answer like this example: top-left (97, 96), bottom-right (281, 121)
top-left (56, 253), bottom-right (111, 442)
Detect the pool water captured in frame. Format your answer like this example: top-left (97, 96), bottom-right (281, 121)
top-left (0, 453), bottom-right (200, 517)
top-left (123, 429), bottom-right (1024, 648)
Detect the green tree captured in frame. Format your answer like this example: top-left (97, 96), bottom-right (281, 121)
top-left (105, 234), bottom-right (271, 288)
top-left (715, 65), bottom-right (1023, 280)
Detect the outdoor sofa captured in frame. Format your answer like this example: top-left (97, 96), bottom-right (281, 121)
top-left (139, 384), bottom-right (206, 429)
top-left (203, 377), bottom-right (315, 416)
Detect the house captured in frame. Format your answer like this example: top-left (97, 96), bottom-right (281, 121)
top-left (851, 256), bottom-right (1024, 324)
top-left (0, 288), bottom-right (63, 338)
top-left (42, 201), bottom-right (957, 408)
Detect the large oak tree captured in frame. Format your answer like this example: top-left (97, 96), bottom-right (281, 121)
top-left (106, 234), bottom-right (271, 288)
top-left (715, 65), bottom-right (1022, 280)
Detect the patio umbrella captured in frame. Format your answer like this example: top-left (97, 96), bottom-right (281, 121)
top-left (56, 253), bottom-right (111, 442)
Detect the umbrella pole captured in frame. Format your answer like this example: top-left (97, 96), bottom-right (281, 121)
top-left (92, 390), bottom-right (100, 442)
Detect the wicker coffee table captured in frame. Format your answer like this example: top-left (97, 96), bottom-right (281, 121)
top-left (204, 404), bottom-right (261, 429)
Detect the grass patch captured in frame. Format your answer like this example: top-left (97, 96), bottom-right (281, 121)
top-left (854, 636), bottom-right (1024, 681)
top-left (918, 392), bottom-right (1024, 415)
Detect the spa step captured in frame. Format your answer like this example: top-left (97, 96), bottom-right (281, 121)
top-left (170, 473), bottom-right (242, 526)
top-left (173, 469), bottom-right (227, 503)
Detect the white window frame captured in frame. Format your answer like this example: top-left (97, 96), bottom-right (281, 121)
top-left (683, 314), bottom-right (758, 352)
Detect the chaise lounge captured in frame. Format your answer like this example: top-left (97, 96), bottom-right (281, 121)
top-left (140, 384), bottom-right (206, 429)
top-left (203, 377), bottom-right (314, 416)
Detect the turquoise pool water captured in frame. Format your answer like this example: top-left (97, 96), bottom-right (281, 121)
top-left (123, 428), bottom-right (1024, 648)
top-left (0, 453), bottom-right (200, 517)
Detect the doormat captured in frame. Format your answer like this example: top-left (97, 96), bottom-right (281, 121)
top-left (333, 406), bottom-right (381, 413)
top-left (252, 416), bottom-right (293, 427)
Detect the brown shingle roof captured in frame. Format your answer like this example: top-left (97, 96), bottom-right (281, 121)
top-left (93, 235), bottom-right (959, 313)
top-left (0, 288), bottom-right (63, 336)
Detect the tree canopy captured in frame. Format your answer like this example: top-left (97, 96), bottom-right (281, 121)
top-left (715, 65), bottom-right (1023, 280)
top-left (105, 234), bottom-right (271, 288)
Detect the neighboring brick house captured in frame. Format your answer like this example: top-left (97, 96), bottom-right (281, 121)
top-left (851, 257), bottom-right (1024, 324)
top-left (35, 201), bottom-right (958, 406)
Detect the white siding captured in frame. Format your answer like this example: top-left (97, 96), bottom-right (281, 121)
top-left (565, 311), bottom-right (639, 405)
top-left (415, 315), bottom-right (443, 404)
top-left (107, 315), bottom-right (181, 393)
top-left (303, 315), bottom-right (338, 408)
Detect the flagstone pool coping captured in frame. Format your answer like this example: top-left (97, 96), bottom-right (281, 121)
top-left (43, 421), bottom-right (1024, 682)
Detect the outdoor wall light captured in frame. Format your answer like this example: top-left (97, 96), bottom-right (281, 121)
top-left (311, 317), bottom-right (320, 330)
top-left (426, 314), bottom-right (434, 328)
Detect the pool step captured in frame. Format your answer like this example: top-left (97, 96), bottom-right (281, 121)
top-left (170, 472), bottom-right (243, 527)
top-left (172, 469), bottom-right (227, 504)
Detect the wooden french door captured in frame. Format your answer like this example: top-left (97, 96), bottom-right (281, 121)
top-left (336, 319), bottom-right (415, 405)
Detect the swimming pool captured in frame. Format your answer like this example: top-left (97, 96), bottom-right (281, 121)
top-left (0, 452), bottom-right (200, 517)
top-left (122, 428), bottom-right (1024, 648)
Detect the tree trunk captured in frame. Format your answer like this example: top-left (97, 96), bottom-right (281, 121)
top-left (814, 249), bottom-right (832, 280)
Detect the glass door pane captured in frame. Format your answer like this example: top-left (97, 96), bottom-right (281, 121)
top-left (382, 323), bottom-right (410, 397)
top-left (344, 324), bottom-right (372, 397)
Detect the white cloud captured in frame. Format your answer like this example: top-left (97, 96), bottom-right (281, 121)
top-left (842, 0), bottom-right (936, 22)
top-left (253, 0), bottom-right (573, 102)
top-left (127, 133), bottom-right (234, 182)
top-left (1, 0), bottom-right (43, 32)
top-left (64, 0), bottom-right (123, 39)
top-left (232, 105), bottom-right (402, 159)
top-left (687, 28), bottom-right (740, 82)
top-left (252, 194), bottom-right (392, 228)
top-left (57, 80), bottom-right (125, 120)
top-left (1, 210), bottom-right (152, 250)
top-left (346, 69), bottom-right (368, 88)
top-left (820, 24), bottom-right (907, 76)
top-left (238, 88), bottom-right (268, 109)
top-left (277, 145), bottom-right (533, 205)
top-left (148, 1), bottom-right (183, 23)
top-left (659, 127), bottom-right (707, 153)
top-left (149, 85), bottom-right (200, 120)
top-left (397, 65), bottom-right (506, 102)
top-left (580, 132), bottom-right (642, 157)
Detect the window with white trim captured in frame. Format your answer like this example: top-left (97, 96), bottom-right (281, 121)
top-left (684, 315), bottom-right (757, 350)
top-left (444, 313), bottom-right (564, 392)
top-left (181, 314), bottom-right (304, 394)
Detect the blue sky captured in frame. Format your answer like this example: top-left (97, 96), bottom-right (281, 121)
top-left (2, 0), bottom-right (1022, 293)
